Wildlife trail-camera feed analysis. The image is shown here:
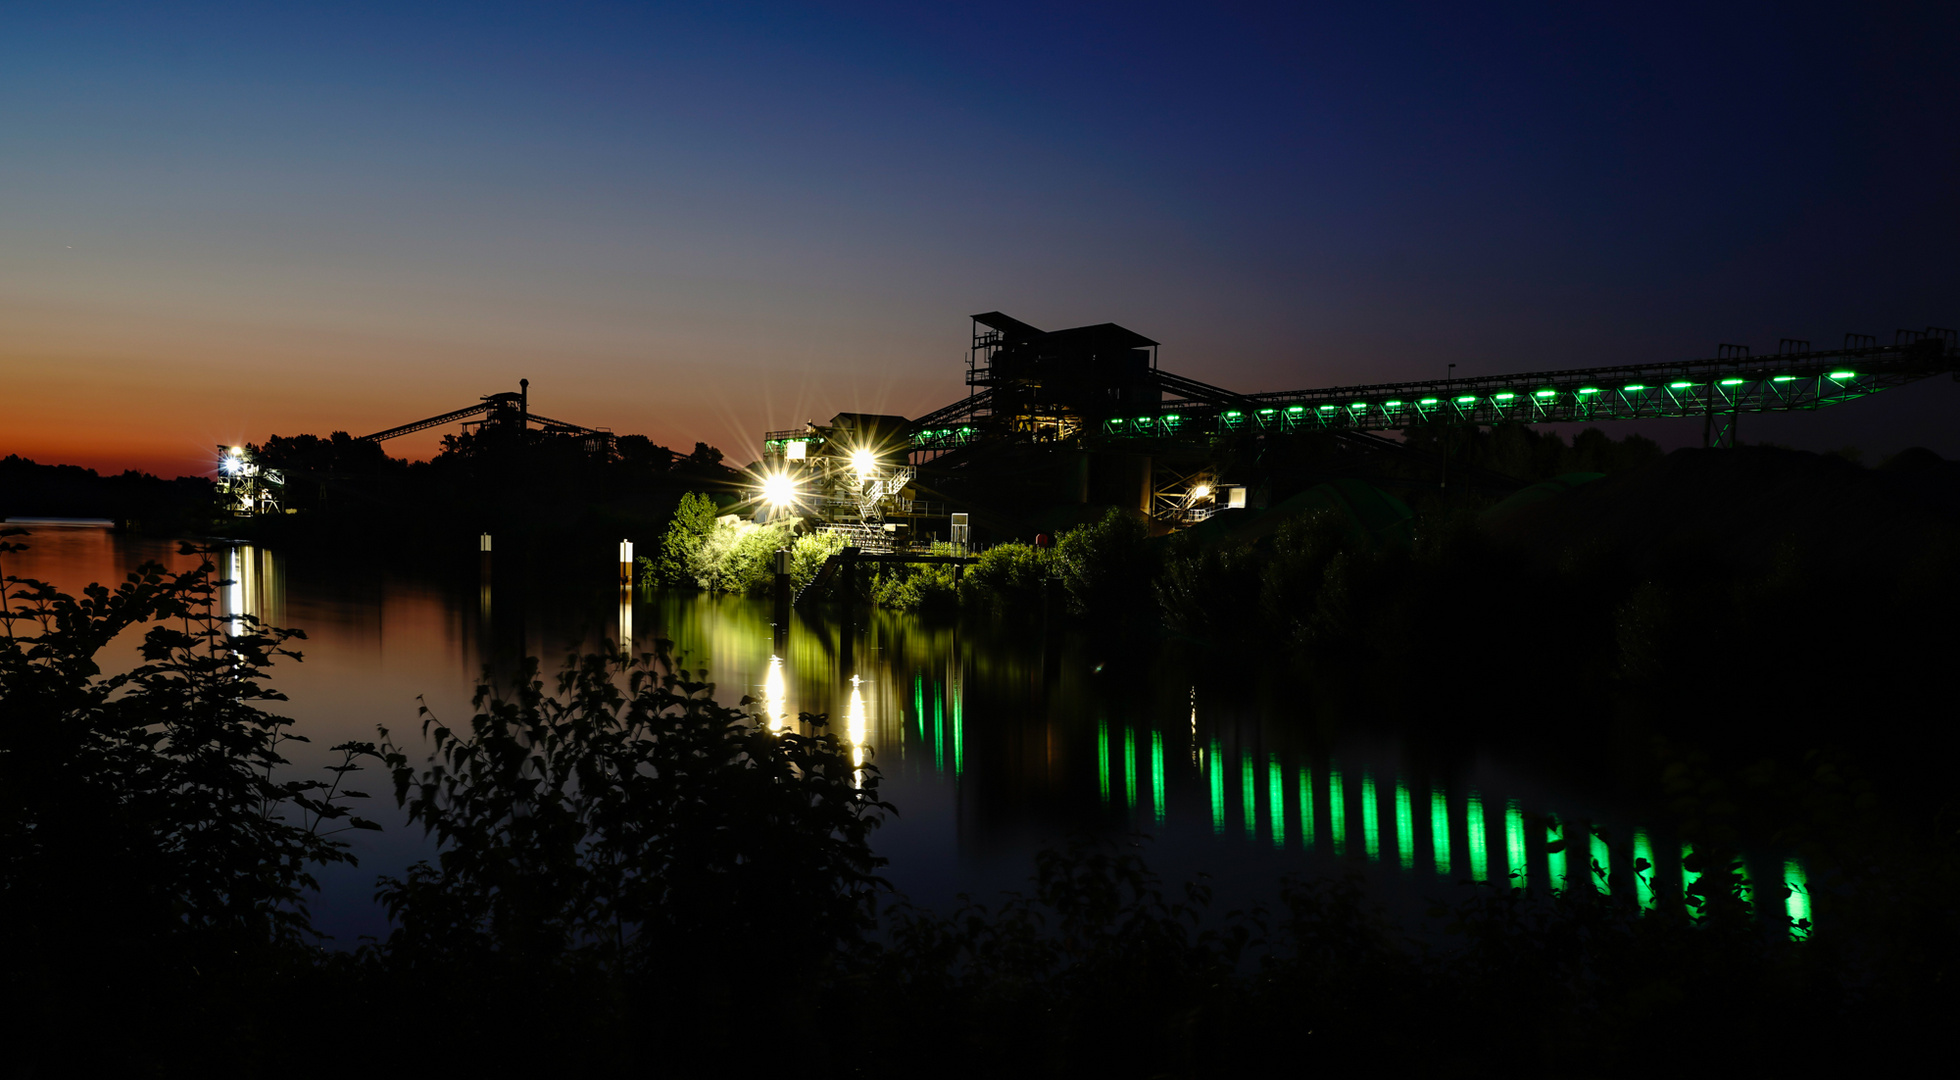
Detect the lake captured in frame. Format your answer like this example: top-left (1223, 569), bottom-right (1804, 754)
top-left (3, 525), bottom-right (1806, 944)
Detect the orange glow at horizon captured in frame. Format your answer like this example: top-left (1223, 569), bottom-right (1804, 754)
top-left (2, 295), bottom-right (951, 479)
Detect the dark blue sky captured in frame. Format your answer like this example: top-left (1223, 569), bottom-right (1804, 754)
top-left (5, 1), bottom-right (1956, 473)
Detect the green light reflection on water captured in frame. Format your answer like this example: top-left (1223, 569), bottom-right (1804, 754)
top-left (1300, 767), bottom-right (1315, 848)
top-left (1361, 773), bottom-right (1380, 861)
top-left (1329, 770), bottom-right (1347, 856)
top-left (1209, 739), bottom-right (1224, 834)
top-left (1395, 782), bottom-right (1414, 870)
top-left (1096, 721), bottom-right (1109, 804)
top-left (1784, 859), bottom-right (1810, 939)
top-left (1506, 800), bottom-right (1526, 889)
top-left (1242, 753), bottom-right (1257, 837)
top-left (933, 682), bottom-right (944, 774)
top-left (1268, 756), bottom-right (1284, 848)
top-left (1682, 843), bottom-right (1701, 917)
top-left (1591, 830), bottom-right (1611, 895)
top-left (1547, 817), bottom-right (1566, 893)
top-left (913, 672), bottom-right (924, 739)
top-left (1466, 793), bottom-right (1487, 881)
top-left (952, 674), bottom-right (963, 776)
top-left (1124, 727), bottom-right (1137, 809)
top-left (1431, 788), bottom-right (1450, 874)
top-left (1150, 731), bottom-right (1165, 824)
top-left (1634, 830), bottom-right (1656, 910)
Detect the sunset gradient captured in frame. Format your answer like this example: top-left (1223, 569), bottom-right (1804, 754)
top-left (6, 1), bottom-right (1958, 477)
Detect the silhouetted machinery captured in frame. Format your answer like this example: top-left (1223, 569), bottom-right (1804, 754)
top-left (760, 413), bottom-right (937, 551)
top-left (215, 445), bottom-right (284, 516)
top-left (753, 313), bottom-right (1960, 533)
top-left (356, 379), bottom-right (612, 452)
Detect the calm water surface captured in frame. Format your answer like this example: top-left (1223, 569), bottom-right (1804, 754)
top-left (10, 528), bottom-right (1803, 943)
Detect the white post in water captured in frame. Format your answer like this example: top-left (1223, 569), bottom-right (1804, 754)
top-left (618, 539), bottom-right (634, 585)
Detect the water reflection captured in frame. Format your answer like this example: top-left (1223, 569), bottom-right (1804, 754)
top-left (5, 529), bottom-right (1826, 937)
top-left (763, 655), bottom-right (789, 731)
top-left (845, 675), bottom-right (868, 779)
top-left (1634, 830), bottom-right (1657, 911)
top-left (223, 545), bottom-right (283, 637)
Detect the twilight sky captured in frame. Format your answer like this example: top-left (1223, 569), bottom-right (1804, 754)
top-left (5, 0), bottom-right (1957, 477)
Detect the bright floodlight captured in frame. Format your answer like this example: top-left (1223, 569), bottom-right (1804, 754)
top-left (1192, 484), bottom-right (1212, 500)
top-left (851, 448), bottom-right (876, 476)
top-left (762, 473), bottom-right (798, 508)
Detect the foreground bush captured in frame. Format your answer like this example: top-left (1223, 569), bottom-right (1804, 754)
top-left (0, 532), bottom-right (372, 1073)
top-left (364, 641), bottom-right (892, 1054)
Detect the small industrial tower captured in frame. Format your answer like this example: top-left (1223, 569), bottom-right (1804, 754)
top-left (758, 413), bottom-right (922, 551)
top-left (214, 445), bottom-right (285, 516)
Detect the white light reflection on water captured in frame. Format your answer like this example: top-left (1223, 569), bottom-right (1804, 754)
top-left (228, 548), bottom-right (247, 640)
top-left (763, 654), bottom-right (790, 732)
top-left (846, 674), bottom-right (869, 782)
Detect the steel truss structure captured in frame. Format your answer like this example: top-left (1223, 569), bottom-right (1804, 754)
top-left (215, 445), bottom-right (284, 516)
top-left (906, 327), bottom-right (1957, 455)
top-left (356, 379), bottom-right (611, 449)
top-left (761, 413), bottom-right (929, 552)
